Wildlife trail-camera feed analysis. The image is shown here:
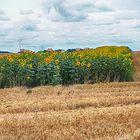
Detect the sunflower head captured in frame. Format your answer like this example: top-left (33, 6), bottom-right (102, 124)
top-left (55, 60), bottom-right (59, 65)
top-left (81, 62), bottom-right (85, 66)
top-left (87, 63), bottom-right (91, 68)
top-left (29, 64), bottom-right (32, 68)
top-left (46, 58), bottom-right (51, 64)
top-left (76, 61), bottom-right (81, 66)
top-left (9, 58), bottom-right (13, 62)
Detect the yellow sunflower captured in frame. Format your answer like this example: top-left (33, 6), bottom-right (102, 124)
top-left (55, 60), bottom-right (59, 65)
top-left (9, 58), bottom-right (13, 62)
top-left (76, 61), bottom-right (81, 66)
top-left (87, 63), bottom-right (91, 68)
top-left (46, 58), bottom-right (51, 64)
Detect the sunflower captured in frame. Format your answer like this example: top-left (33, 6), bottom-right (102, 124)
top-left (81, 62), bottom-right (85, 66)
top-left (46, 58), bottom-right (51, 64)
top-left (87, 63), bottom-right (91, 68)
top-left (29, 64), bottom-right (32, 68)
top-left (55, 60), bottom-right (59, 65)
top-left (76, 61), bottom-right (81, 66)
top-left (9, 58), bottom-right (13, 62)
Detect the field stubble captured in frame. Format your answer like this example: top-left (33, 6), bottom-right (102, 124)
top-left (0, 82), bottom-right (140, 140)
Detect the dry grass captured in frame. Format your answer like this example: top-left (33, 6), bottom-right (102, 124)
top-left (132, 51), bottom-right (140, 81)
top-left (0, 83), bottom-right (140, 140)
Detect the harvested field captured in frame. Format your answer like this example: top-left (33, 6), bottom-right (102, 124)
top-left (0, 83), bottom-right (140, 140)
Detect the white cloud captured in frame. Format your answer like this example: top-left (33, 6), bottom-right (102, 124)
top-left (87, 12), bottom-right (120, 25)
top-left (0, 0), bottom-right (140, 51)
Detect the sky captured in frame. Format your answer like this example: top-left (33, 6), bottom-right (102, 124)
top-left (0, 0), bottom-right (140, 52)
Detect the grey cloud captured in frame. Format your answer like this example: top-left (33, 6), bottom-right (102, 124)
top-left (15, 19), bottom-right (39, 32)
top-left (106, 0), bottom-right (140, 10)
top-left (111, 38), bottom-right (134, 44)
top-left (0, 15), bottom-right (10, 21)
top-left (0, 10), bottom-right (10, 21)
top-left (92, 20), bottom-right (120, 26)
top-left (133, 25), bottom-right (140, 29)
top-left (20, 10), bottom-right (34, 15)
top-left (43, 0), bottom-right (87, 22)
top-left (0, 32), bottom-right (8, 37)
top-left (42, 0), bottom-right (113, 22)
top-left (114, 10), bottom-right (140, 20)
top-left (0, 10), bottom-right (5, 15)
top-left (131, 23), bottom-right (140, 29)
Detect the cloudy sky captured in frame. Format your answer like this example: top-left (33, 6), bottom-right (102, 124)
top-left (0, 0), bottom-right (140, 52)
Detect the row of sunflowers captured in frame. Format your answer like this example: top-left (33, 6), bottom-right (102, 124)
top-left (0, 46), bottom-right (134, 88)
